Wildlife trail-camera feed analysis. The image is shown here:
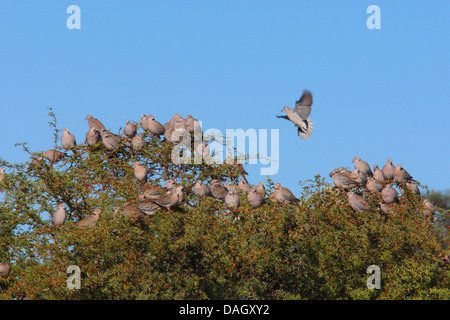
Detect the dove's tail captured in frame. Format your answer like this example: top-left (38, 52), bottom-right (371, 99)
top-left (297, 119), bottom-right (313, 140)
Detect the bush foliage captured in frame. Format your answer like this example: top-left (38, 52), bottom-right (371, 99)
top-left (0, 110), bottom-right (449, 299)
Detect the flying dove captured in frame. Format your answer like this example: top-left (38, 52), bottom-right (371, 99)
top-left (61, 128), bottom-right (77, 152)
top-left (0, 262), bottom-right (10, 278)
top-left (247, 188), bottom-right (265, 209)
top-left (382, 158), bottom-right (395, 181)
top-left (86, 127), bottom-right (100, 146)
top-left (272, 183), bottom-right (300, 205)
top-left (100, 129), bottom-right (121, 151)
top-left (131, 133), bottom-right (145, 152)
top-left (237, 177), bottom-right (252, 193)
top-left (140, 115), bottom-right (149, 131)
top-left (74, 209), bottom-right (101, 227)
top-left (42, 150), bottom-right (65, 162)
top-left (347, 191), bottom-right (373, 213)
top-left (381, 185), bottom-right (399, 204)
top-left (329, 167), bottom-right (359, 189)
top-left (133, 161), bottom-right (148, 183)
top-left (152, 186), bottom-right (184, 210)
top-left (193, 180), bottom-right (210, 199)
top-left (366, 177), bottom-right (384, 194)
top-left (86, 115), bottom-right (106, 131)
top-left (276, 90), bottom-right (314, 140)
top-left (210, 179), bottom-right (228, 202)
top-left (225, 189), bottom-right (240, 210)
top-left (146, 115), bottom-right (166, 136)
top-left (393, 164), bottom-right (413, 183)
top-left (373, 165), bottom-right (384, 182)
top-left (352, 157), bottom-right (373, 177)
top-left (52, 203), bottom-right (66, 227)
top-left (124, 120), bottom-right (137, 138)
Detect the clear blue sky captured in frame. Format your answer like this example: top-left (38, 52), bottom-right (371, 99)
top-left (0, 1), bottom-right (449, 195)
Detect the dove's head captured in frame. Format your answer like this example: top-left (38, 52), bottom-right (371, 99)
top-left (373, 164), bottom-right (379, 169)
top-left (85, 115), bottom-right (93, 120)
top-left (274, 183), bottom-right (281, 188)
top-left (352, 156), bottom-right (360, 163)
top-left (148, 115), bottom-right (155, 120)
top-left (387, 158), bottom-right (393, 164)
top-left (281, 106), bottom-right (290, 112)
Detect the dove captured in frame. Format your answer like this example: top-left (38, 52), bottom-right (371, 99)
top-left (366, 177), bottom-right (384, 194)
top-left (42, 150), bottom-right (65, 162)
top-left (329, 167), bottom-right (359, 190)
top-left (152, 186), bottom-right (184, 210)
top-left (138, 199), bottom-right (161, 216)
top-left (0, 262), bottom-right (10, 278)
top-left (100, 129), bottom-right (121, 151)
top-left (225, 152), bottom-right (248, 180)
top-left (193, 180), bottom-right (210, 199)
top-left (186, 115), bottom-right (202, 135)
top-left (225, 189), bottom-right (240, 210)
top-left (373, 165), bottom-right (384, 182)
top-left (0, 168), bottom-right (5, 183)
top-left (347, 191), bottom-right (373, 213)
top-left (381, 185), bottom-right (399, 204)
top-left (74, 209), bottom-right (101, 227)
top-left (86, 127), bottom-right (100, 146)
top-left (276, 90), bottom-right (314, 140)
top-left (116, 203), bottom-right (151, 223)
top-left (405, 182), bottom-right (420, 195)
top-left (237, 177), bottom-right (252, 193)
top-left (169, 113), bottom-right (182, 129)
top-left (210, 179), bottom-right (228, 202)
top-left (255, 181), bottom-right (266, 195)
top-left (86, 115), bottom-right (106, 131)
top-left (61, 128), bottom-right (77, 152)
top-left (382, 158), bottom-right (395, 181)
top-left (131, 133), bottom-right (145, 152)
top-left (422, 199), bottom-right (435, 215)
top-left (141, 183), bottom-right (171, 200)
top-left (147, 115), bottom-right (166, 136)
top-left (52, 203), bottom-right (66, 227)
top-left (393, 164), bottom-right (413, 183)
top-left (247, 188), bottom-right (265, 209)
top-left (195, 140), bottom-right (210, 159)
top-left (140, 115), bottom-right (149, 131)
top-left (352, 157), bottom-right (373, 177)
top-left (124, 120), bottom-right (137, 138)
top-left (272, 183), bottom-right (300, 205)
top-left (351, 168), bottom-right (367, 186)
top-left (225, 182), bottom-right (238, 193)
top-left (133, 161), bottom-right (148, 183)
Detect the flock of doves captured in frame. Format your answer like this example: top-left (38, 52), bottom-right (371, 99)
top-left (0, 90), bottom-right (437, 278)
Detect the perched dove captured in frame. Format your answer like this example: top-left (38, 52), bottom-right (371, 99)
top-left (255, 181), bottom-right (266, 195)
top-left (152, 186), bottom-right (184, 210)
top-left (131, 133), bottom-right (145, 152)
top-left (116, 203), bottom-right (151, 223)
top-left (373, 165), bottom-right (384, 182)
top-left (193, 180), bottom-right (210, 199)
top-left (225, 152), bottom-right (248, 180)
top-left (210, 179), bottom-right (228, 202)
top-left (347, 191), bottom-right (373, 213)
top-left (405, 182), bottom-right (420, 195)
top-left (237, 177), bottom-right (252, 193)
top-left (382, 158), bottom-right (395, 181)
top-left (381, 185), bottom-right (399, 204)
top-left (169, 113), bottom-right (182, 129)
top-left (86, 115), bottom-right (106, 131)
top-left (352, 157), bottom-right (373, 177)
top-left (350, 168), bottom-right (367, 186)
top-left (141, 183), bottom-right (171, 200)
top-left (0, 262), bottom-right (10, 278)
top-left (422, 199), bottom-right (435, 215)
top-left (124, 120), bottom-right (137, 138)
top-left (272, 183), bottom-right (300, 205)
top-left (247, 188), bottom-right (265, 209)
top-left (42, 150), bottom-right (65, 162)
top-left (140, 114), bottom-right (149, 131)
top-left (147, 115), bottom-right (166, 136)
top-left (366, 177), bottom-right (384, 194)
top-left (138, 199), bottom-right (160, 216)
top-left (329, 167), bottom-right (359, 189)
top-left (74, 209), bottom-right (101, 227)
top-left (86, 127), bottom-right (100, 146)
top-left (165, 179), bottom-right (177, 191)
top-left (393, 164), bottom-right (413, 183)
top-left (100, 129), bottom-right (121, 151)
top-left (186, 115), bottom-right (202, 135)
top-left (133, 161), bottom-right (148, 183)
top-left (276, 90), bottom-right (314, 140)
top-left (61, 128), bottom-right (77, 152)
top-left (52, 203), bottom-right (66, 227)
top-left (225, 182), bottom-right (238, 193)
top-left (225, 189), bottom-right (240, 210)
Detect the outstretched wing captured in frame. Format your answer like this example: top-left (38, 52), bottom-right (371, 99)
top-left (294, 90), bottom-right (313, 119)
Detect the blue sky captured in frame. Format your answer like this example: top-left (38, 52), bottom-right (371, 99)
top-left (0, 1), bottom-right (449, 195)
